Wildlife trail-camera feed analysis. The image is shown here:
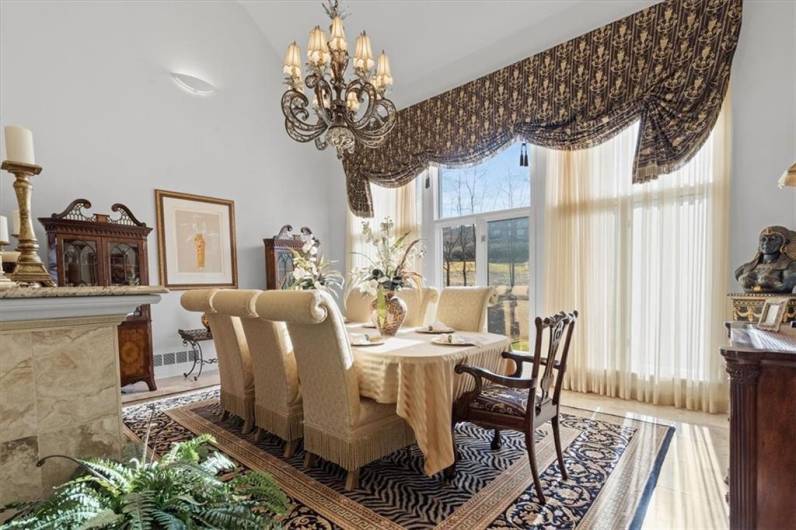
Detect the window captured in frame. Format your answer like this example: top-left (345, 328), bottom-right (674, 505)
top-left (438, 142), bottom-right (531, 218)
top-left (423, 141), bottom-right (534, 351)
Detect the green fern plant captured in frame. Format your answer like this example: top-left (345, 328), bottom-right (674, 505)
top-left (0, 433), bottom-right (290, 529)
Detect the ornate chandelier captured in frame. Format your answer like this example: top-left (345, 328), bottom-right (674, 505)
top-left (280, 0), bottom-right (397, 159)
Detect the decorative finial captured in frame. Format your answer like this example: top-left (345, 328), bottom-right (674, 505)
top-left (323, 0), bottom-right (347, 20)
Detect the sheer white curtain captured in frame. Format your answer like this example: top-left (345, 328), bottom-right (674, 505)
top-left (543, 98), bottom-right (731, 413)
top-left (345, 178), bottom-right (421, 275)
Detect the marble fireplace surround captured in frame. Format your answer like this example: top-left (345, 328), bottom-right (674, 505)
top-left (0, 286), bottom-right (166, 505)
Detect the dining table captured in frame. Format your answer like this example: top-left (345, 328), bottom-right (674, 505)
top-left (347, 323), bottom-right (512, 476)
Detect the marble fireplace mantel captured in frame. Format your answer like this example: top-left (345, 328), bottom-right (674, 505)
top-left (0, 285), bottom-right (167, 505)
top-left (0, 285), bottom-right (167, 321)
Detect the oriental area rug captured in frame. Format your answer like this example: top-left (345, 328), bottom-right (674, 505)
top-left (122, 388), bottom-right (673, 530)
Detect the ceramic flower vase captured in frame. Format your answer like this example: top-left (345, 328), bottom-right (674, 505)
top-left (371, 289), bottom-right (407, 336)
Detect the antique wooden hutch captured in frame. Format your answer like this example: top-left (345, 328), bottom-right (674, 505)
top-left (263, 231), bottom-right (305, 290)
top-left (39, 199), bottom-right (156, 390)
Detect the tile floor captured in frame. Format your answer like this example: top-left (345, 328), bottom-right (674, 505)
top-left (120, 378), bottom-right (729, 529)
top-left (561, 391), bottom-right (729, 530)
top-left (121, 371), bottom-right (220, 404)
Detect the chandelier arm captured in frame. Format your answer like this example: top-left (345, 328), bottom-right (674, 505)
top-left (342, 80), bottom-right (397, 147)
top-left (307, 73), bottom-right (335, 126)
top-left (343, 79), bottom-right (378, 129)
top-left (281, 89), bottom-right (328, 143)
top-left (347, 96), bottom-right (397, 147)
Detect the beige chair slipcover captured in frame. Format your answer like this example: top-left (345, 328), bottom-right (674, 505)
top-left (255, 289), bottom-right (414, 489)
top-left (436, 286), bottom-right (495, 332)
top-left (212, 289), bottom-right (302, 455)
top-left (397, 287), bottom-right (439, 327)
top-left (180, 289), bottom-right (254, 432)
top-left (344, 289), bottom-right (375, 323)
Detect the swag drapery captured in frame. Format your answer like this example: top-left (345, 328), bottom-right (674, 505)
top-left (343, 0), bottom-right (743, 217)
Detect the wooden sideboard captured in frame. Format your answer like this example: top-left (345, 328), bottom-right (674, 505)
top-left (721, 343), bottom-right (796, 529)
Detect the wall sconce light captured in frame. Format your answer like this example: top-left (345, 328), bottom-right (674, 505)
top-left (170, 72), bottom-right (217, 96)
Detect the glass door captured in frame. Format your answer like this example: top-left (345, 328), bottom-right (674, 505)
top-left (61, 239), bottom-right (99, 286)
top-left (436, 213), bottom-right (531, 350)
top-left (441, 223), bottom-right (477, 286)
top-left (108, 241), bottom-right (142, 286)
top-left (486, 217), bottom-right (530, 351)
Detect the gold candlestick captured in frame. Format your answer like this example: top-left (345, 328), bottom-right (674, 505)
top-left (1, 160), bottom-right (55, 286)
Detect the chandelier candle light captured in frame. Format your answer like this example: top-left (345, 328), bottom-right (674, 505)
top-left (1, 125), bottom-right (56, 287)
top-left (280, 0), bottom-right (397, 158)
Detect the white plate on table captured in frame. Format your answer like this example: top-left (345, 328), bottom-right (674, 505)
top-left (350, 333), bottom-right (385, 347)
top-left (360, 323), bottom-right (378, 329)
top-left (431, 334), bottom-right (476, 346)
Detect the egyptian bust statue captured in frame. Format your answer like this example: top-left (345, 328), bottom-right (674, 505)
top-left (735, 225), bottom-right (796, 293)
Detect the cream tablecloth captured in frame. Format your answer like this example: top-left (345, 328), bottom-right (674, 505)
top-left (348, 324), bottom-right (511, 475)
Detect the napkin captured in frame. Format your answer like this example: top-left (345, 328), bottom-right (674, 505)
top-left (443, 333), bottom-right (484, 347)
top-left (425, 320), bottom-right (453, 332)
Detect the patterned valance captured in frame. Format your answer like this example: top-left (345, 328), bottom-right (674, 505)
top-left (343, 0), bottom-right (742, 216)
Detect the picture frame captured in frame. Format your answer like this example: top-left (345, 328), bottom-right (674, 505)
top-left (155, 189), bottom-right (237, 290)
top-left (756, 297), bottom-right (787, 332)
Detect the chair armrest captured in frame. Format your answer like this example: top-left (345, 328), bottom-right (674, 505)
top-left (455, 363), bottom-right (534, 389)
top-left (501, 351), bottom-right (533, 377)
top-left (539, 358), bottom-right (562, 369)
top-left (501, 351), bottom-right (562, 369)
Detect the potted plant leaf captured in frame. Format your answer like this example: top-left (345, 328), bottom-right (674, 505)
top-left (0, 432), bottom-right (290, 529)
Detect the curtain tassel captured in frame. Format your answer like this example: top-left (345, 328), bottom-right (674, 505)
top-left (519, 143), bottom-right (529, 167)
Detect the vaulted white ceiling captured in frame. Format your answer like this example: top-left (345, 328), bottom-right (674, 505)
top-left (241, 0), bottom-right (658, 108)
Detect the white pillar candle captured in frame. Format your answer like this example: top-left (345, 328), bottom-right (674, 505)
top-left (0, 216), bottom-right (8, 245)
top-left (11, 209), bottom-right (20, 237)
top-left (3, 126), bottom-right (35, 164)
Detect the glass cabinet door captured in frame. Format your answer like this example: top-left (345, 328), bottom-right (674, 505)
top-left (276, 248), bottom-right (295, 289)
top-left (62, 239), bottom-right (99, 286)
top-left (108, 241), bottom-right (142, 285)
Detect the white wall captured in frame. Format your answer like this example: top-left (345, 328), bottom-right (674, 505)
top-left (0, 0), bottom-right (339, 378)
top-left (729, 0), bottom-right (796, 282)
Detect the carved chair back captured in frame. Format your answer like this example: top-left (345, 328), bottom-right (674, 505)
top-left (529, 310), bottom-right (578, 413)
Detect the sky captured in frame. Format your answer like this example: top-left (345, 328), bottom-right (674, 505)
top-left (438, 142), bottom-right (531, 218)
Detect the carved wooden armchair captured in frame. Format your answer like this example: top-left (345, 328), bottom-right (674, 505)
top-left (450, 310), bottom-right (578, 504)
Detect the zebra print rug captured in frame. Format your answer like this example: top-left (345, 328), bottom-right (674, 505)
top-left (122, 388), bottom-right (673, 529)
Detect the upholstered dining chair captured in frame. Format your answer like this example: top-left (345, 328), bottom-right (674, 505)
top-left (180, 289), bottom-right (255, 433)
top-left (449, 310), bottom-right (578, 504)
top-left (255, 289), bottom-right (415, 490)
top-left (212, 289), bottom-right (303, 457)
top-left (436, 286), bottom-right (495, 332)
top-left (397, 287), bottom-right (439, 327)
top-left (344, 288), bottom-right (375, 323)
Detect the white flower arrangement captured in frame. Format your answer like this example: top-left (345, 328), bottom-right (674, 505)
top-left (287, 238), bottom-right (343, 295)
top-left (352, 217), bottom-right (424, 296)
